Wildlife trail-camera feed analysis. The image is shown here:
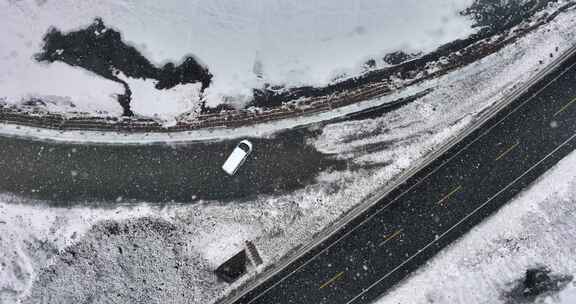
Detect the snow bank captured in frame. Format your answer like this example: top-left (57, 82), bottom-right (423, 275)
top-left (119, 73), bottom-right (203, 125)
top-left (0, 0), bottom-right (475, 115)
top-left (0, 198), bottom-right (159, 302)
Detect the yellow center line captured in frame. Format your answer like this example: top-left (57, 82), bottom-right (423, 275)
top-left (319, 271), bottom-right (344, 289)
top-left (436, 185), bottom-right (462, 206)
top-left (495, 141), bottom-right (520, 161)
top-left (554, 96), bottom-right (576, 116)
top-left (379, 228), bottom-right (404, 247)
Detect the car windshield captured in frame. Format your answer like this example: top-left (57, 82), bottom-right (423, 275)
top-left (238, 143), bottom-right (251, 152)
top-left (3, 1), bottom-right (576, 304)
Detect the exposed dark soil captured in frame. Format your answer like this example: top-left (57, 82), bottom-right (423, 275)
top-left (3, 0), bottom-right (570, 132)
top-left (35, 18), bottom-right (213, 117)
top-left (382, 51), bottom-right (420, 66)
top-left (343, 88), bottom-right (432, 122)
top-left (244, 0), bottom-right (561, 110)
top-left (463, 0), bottom-right (555, 33)
top-left (503, 266), bottom-right (573, 303)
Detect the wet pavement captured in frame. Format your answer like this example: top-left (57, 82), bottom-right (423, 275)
top-left (0, 128), bottom-right (345, 204)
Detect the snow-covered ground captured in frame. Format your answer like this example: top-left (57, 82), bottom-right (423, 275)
top-left (379, 147), bottom-right (576, 304)
top-left (2, 2), bottom-right (576, 304)
top-left (118, 73), bottom-right (204, 124)
top-left (0, 0), bottom-right (475, 117)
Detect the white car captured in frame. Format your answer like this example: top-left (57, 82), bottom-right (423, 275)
top-left (222, 140), bottom-right (253, 175)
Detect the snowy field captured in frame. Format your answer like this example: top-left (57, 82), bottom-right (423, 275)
top-left (0, 0), bottom-right (475, 117)
top-left (1, 1), bottom-right (576, 304)
top-left (1, 3), bottom-right (576, 303)
top-left (380, 148), bottom-right (576, 304)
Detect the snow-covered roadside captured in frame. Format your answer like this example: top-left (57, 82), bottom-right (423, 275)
top-left (379, 145), bottom-right (576, 304)
top-left (0, 0), bottom-right (474, 116)
top-left (117, 73), bottom-right (204, 126)
top-left (2, 3), bottom-right (576, 304)
top-left (0, 81), bottom-right (428, 145)
top-left (0, 1), bottom-right (571, 145)
top-left (0, 201), bottom-right (158, 301)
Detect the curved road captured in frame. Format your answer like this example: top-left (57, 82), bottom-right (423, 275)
top-left (0, 86), bottom-right (417, 205)
top-left (0, 128), bottom-right (345, 204)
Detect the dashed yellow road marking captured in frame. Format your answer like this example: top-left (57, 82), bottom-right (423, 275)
top-left (436, 185), bottom-right (462, 206)
top-left (495, 141), bottom-right (520, 161)
top-left (554, 96), bottom-right (576, 116)
top-left (320, 271), bottom-right (344, 289)
top-left (379, 228), bottom-right (404, 247)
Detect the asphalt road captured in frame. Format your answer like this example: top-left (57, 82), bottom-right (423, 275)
top-left (0, 85), bottom-right (417, 205)
top-left (0, 128), bottom-right (345, 204)
top-left (227, 52), bottom-right (576, 304)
